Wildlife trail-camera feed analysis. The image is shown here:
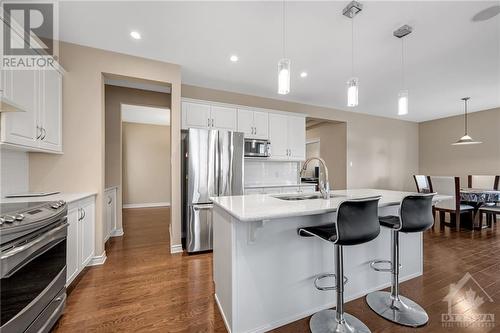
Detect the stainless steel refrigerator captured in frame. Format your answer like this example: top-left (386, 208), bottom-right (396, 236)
top-left (182, 128), bottom-right (244, 253)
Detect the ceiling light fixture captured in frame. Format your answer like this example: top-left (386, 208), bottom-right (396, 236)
top-left (343, 1), bottom-right (363, 107)
top-left (130, 31), bottom-right (141, 40)
top-left (230, 55), bottom-right (239, 62)
top-left (300, 72), bottom-right (308, 78)
top-left (278, 0), bottom-right (290, 95)
top-left (394, 24), bottom-right (413, 116)
top-left (452, 97), bottom-right (482, 145)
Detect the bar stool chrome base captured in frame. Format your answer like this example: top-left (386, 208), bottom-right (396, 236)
top-left (310, 310), bottom-right (371, 333)
top-left (365, 291), bottom-right (429, 327)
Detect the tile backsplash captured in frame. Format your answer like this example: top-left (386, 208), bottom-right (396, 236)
top-left (0, 148), bottom-right (29, 198)
top-left (244, 160), bottom-right (300, 186)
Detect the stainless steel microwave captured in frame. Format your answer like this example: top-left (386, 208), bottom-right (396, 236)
top-left (244, 139), bottom-right (270, 157)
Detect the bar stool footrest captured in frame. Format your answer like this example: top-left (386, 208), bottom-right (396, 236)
top-left (314, 273), bottom-right (348, 291)
top-left (369, 259), bottom-right (402, 272)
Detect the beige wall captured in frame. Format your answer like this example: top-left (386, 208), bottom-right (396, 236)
top-left (182, 84), bottom-right (419, 191)
top-left (104, 85), bottom-right (171, 230)
top-left (306, 122), bottom-right (347, 190)
top-left (419, 107), bottom-right (500, 186)
top-left (122, 122), bottom-right (171, 205)
top-left (29, 42), bottom-right (182, 256)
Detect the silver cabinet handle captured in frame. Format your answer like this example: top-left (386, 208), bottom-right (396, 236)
top-left (211, 118), bottom-right (214, 127)
top-left (81, 208), bottom-right (86, 220)
top-left (193, 204), bottom-right (213, 210)
top-left (208, 118), bottom-right (210, 127)
top-left (40, 127), bottom-right (46, 140)
top-left (254, 127), bottom-right (257, 135)
top-left (78, 208), bottom-right (82, 221)
top-left (36, 126), bottom-right (42, 139)
top-left (108, 196), bottom-right (112, 204)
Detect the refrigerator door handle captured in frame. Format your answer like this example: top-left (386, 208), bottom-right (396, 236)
top-left (193, 204), bottom-right (214, 210)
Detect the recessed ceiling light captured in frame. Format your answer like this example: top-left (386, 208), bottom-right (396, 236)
top-left (130, 31), bottom-right (141, 40)
top-left (230, 55), bottom-right (239, 62)
top-left (300, 72), bottom-right (308, 78)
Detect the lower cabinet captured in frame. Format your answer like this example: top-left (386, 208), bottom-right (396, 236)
top-left (66, 196), bottom-right (96, 286)
top-left (104, 187), bottom-right (117, 242)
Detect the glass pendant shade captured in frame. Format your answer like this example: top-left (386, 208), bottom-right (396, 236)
top-left (398, 90), bottom-right (409, 115)
top-left (278, 58), bottom-right (290, 95)
top-left (347, 77), bottom-right (359, 107)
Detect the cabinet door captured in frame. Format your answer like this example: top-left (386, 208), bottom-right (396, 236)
top-left (211, 105), bottom-right (237, 130)
top-left (253, 111), bottom-right (268, 140)
top-left (79, 200), bottom-right (95, 269)
top-left (237, 108), bottom-right (254, 137)
top-left (268, 113), bottom-right (288, 160)
top-left (287, 116), bottom-right (306, 161)
top-left (182, 101), bottom-right (211, 129)
top-left (1, 69), bottom-right (38, 147)
top-left (66, 207), bottom-right (79, 285)
top-left (39, 68), bottom-right (62, 151)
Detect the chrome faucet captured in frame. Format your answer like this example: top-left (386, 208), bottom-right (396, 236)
top-left (300, 157), bottom-right (330, 199)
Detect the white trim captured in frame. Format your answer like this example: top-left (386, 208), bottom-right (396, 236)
top-left (123, 202), bottom-right (170, 209)
top-left (215, 293), bottom-right (232, 333)
top-left (110, 228), bottom-right (124, 237)
top-left (88, 251), bottom-right (107, 266)
top-left (170, 244), bottom-right (183, 254)
top-left (104, 78), bottom-right (171, 94)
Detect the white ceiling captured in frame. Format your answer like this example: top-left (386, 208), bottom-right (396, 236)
top-left (59, 1), bottom-right (500, 122)
top-left (121, 104), bottom-right (170, 126)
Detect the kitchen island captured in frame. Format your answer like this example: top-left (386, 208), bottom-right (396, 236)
top-left (211, 189), bottom-right (448, 333)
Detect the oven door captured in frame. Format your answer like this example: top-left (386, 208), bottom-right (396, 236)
top-left (1, 220), bottom-right (67, 333)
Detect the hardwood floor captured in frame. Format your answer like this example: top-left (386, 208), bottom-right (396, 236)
top-left (53, 208), bottom-right (500, 333)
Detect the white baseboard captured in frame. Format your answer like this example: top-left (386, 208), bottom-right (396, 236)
top-left (215, 293), bottom-right (232, 333)
top-left (170, 244), bottom-right (183, 254)
top-left (123, 202), bottom-right (170, 209)
top-left (110, 228), bottom-right (124, 237)
top-left (88, 251), bottom-right (107, 266)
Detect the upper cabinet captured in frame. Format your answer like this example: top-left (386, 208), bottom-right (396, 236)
top-left (237, 109), bottom-right (268, 140)
top-left (182, 101), bottom-right (236, 131)
top-left (269, 114), bottom-right (305, 161)
top-left (0, 66), bottom-right (63, 153)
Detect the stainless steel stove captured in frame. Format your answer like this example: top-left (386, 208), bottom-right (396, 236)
top-left (0, 200), bottom-right (68, 333)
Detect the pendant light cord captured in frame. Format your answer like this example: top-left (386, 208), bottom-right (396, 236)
top-left (401, 38), bottom-right (405, 89)
top-left (351, 17), bottom-right (354, 76)
top-left (282, 0), bottom-right (286, 58)
top-left (464, 99), bottom-right (468, 135)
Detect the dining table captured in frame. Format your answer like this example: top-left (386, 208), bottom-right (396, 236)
top-left (460, 188), bottom-right (500, 229)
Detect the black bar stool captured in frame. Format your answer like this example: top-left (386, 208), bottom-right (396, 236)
top-left (298, 196), bottom-right (381, 333)
top-left (366, 193), bottom-right (435, 327)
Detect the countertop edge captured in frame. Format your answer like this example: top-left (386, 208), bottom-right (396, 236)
top-left (0, 192), bottom-right (98, 204)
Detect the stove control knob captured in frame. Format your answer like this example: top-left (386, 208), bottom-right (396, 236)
top-left (51, 203), bottom-right (60, 209)
top-left (0, 217), bottom-right (4, 225)
top-left (58, 200), bottom-right (66, 206)
top-left (4, 215), bottom-right (15, 223)
top-left (15, 214), bottom-right (24, 221)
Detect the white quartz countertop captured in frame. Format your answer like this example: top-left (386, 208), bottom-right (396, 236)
top-left (211, 188), bottom-right (451, 222)
top-left (244, 183), bottom-right (316, 189)
top-left (0, 192), bottom-right (97, 204)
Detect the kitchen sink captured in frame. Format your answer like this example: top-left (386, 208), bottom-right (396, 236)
top-left (272, 193), bottom-right (346, 201)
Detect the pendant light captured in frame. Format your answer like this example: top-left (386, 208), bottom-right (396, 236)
top-left (278, 0), bottom-right (290, 95)
top-left (394, 25), bottom-right (413, 115)
top-left (343, 1), bottom-right (363, 107)
top-left (452, 97), bottom-right (482, 145)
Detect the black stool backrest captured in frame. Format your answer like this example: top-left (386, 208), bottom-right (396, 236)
top-left (399, 194), bottom-right (435, 233)
top-left (335, 196), bottom-right (381, 246)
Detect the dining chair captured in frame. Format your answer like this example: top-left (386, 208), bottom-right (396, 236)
top-left (470, 175), bottom-right (500, 227)
top-left (429, 176), bottom-right (474, 230)
top-left (413, 175), bottom-right (432, 193)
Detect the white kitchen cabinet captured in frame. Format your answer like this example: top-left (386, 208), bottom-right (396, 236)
top-left (66, 207), bottom-right (79, 285)
top-left (269, 113), bottom-right (306, 161)
top-left (104, 187), bottom-right (117, 242)
top-left (268, 113), bottom-right (289, 160)
top-left (38, 69), bottom-right (62, 151)
top-left (237, 109), bottom-right (268, 139)
top-left (79, 198), bottom-right (95, 269)
top-left (287, 116), bottom-right (306, 160)
top-left (182, 101), bottom-right (211, 129)
top-left (1, 65), bottom-right (63, 153)
top-left (182, 101), bottom-right (237, 131)
top-left (66, 196), bottom-right (96, 286)
top-left (211, 105), bottom-right (237, 130)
